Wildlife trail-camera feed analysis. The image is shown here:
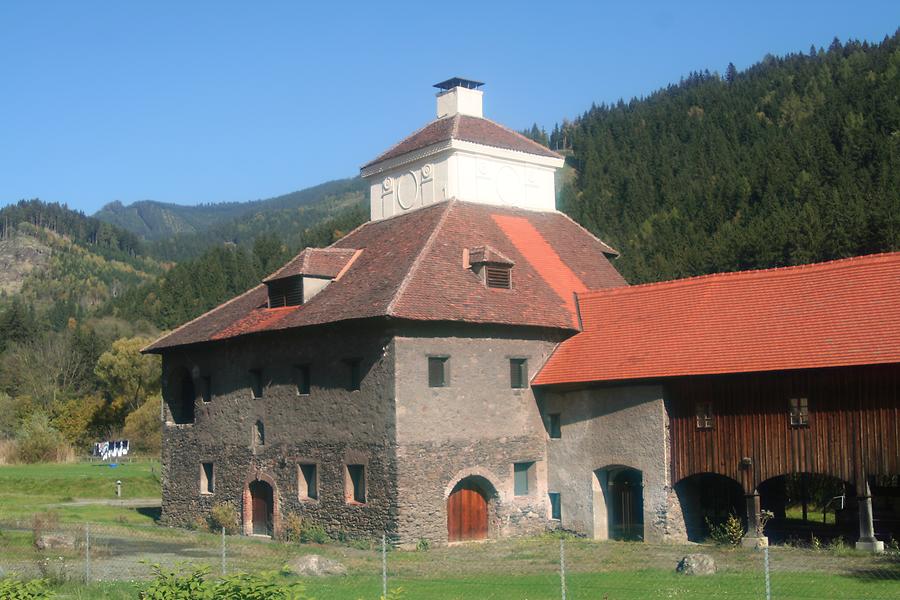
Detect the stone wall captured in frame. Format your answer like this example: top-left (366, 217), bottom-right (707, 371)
top-left (392, 324), bottom-right (565, 545)
top-left (160, 321), bottom-right (399, 541)
top-left (538, 385), bottom-right (687, 544)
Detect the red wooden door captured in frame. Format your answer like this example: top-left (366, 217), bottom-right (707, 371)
top-left (249, 481), bottom-right (272, 536)
top-left (447, 482), bottom-right (488, 542)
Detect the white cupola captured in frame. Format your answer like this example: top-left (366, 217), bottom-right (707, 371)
top-left (360, 78), bottom-right (565, 221)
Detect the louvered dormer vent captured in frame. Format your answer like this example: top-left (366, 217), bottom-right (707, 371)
top-left (262, 247), bottom-right (362, 308)
top-left (464, 245), bottom-right (514, 290)
top-left (267, 276), bottom-right (303, 308)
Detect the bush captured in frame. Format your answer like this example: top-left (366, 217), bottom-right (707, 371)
top-left (14, 412), bottom-right (73, 464)
top-left (0, 576), bottom-right (55, 599)
top-left (706, 513), bottom-right (744, 546)
top-left (415, 538), bottom-right (430, 552)
top-left (140, 564), bottom-right (308, 600)
top-left (209, 502), bottom-right (240, 535)
top-left (280, 512), bottom-right (331, 544)
top-left (123, 395), bottom-right (162, 455)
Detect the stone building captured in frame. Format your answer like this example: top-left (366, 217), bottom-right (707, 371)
top-left (145, 78), bottom-right (900, 550)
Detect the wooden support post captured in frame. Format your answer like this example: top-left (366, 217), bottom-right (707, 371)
top-left (741, 491), bottom-right (768, 548)
top-left (855, 478), bottom-right (884, 553)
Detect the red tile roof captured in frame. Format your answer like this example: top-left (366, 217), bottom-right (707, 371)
top-left (263, 248), bottom-right (360, 282)
top-left (363, 114), bottom-right (561, 168)
top-left (534, 253), bottom-right (900, 386)
top-left (144, 200), bottom-right (625, 352)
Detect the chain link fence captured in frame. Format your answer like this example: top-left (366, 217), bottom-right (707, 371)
top-left (2, 517), bottom-right (899, 599)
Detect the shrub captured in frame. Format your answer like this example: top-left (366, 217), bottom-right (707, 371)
top-left (415, 538), bottom-right (430, 552)
top-left (14, 412), bottom-right (73, 464)
top-left (209, 503), bottom-right (240, 535)
top-left (122, 395), bottom-right (162, 455)
top-left (0, 576), bottom-right (55, 599)
top-left (140, 564), bottom-right (308, 600)
top-left (300, 522), bottom-right (331, 544)
top-left (140, 564), bottom-right (209, 600)
top-left (280, 512), bottom-right (331, 544)
top-left (706, 514), bottom-right (744, 546)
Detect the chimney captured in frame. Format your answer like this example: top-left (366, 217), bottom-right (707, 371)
top-left (434, 77), bottom-right (484, 119)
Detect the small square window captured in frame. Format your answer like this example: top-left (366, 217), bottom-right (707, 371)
top-left (428, 356), bottom-right (449, 388)
top-left (789, 397), bottom-right (809, 427)
top-left (299, 464), bottom-right (318, 501)
top-left (249, 369), bottom-right (263, 399)
top-left (549, 492), bottom-right (561, 520)
top-left (346, 464), bottom-right (366, 504)
top-left (510, 358), bottom-right (528, 389)
top-left (295, 364), bottom-right (311, 396)
top-left (696, 402), bottom-right (714, 430)
top-left (548, 413), bottom-right (562, 439)
top-left (345, 359), bottom-right (362, 392)
top-left (514, 461), bottom-right (535, 496)
top-left (200, 462), bottom-right (214, 494)
top-left (200, 376), bottom-right (212, 403)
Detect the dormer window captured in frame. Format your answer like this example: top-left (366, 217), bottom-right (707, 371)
top-left (465, 245), bottom-right (514, 290)
top-left (263, 248), bottom-right (361, 308)
top-left (267, 276), bottom-right (303, 308)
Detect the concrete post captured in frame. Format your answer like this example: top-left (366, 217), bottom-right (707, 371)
top-left (855, 479), bottom-right (884, 553)
top-left (741, 492), bottom-right (768, 548)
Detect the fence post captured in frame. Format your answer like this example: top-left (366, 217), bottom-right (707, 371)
top-left (221, 527), bottom-right (226, 576)
top-left (763, 546), bottom-right (771, 600)
top-left (84, 523), bottom-right (91, 584)
top-left (381, 533), bottom-right (387, 599)
top-left (560, 538), bottom-right (567, 600)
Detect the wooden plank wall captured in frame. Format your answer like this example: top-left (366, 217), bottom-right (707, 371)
top-left (668, 363), bottom-right (900, 492)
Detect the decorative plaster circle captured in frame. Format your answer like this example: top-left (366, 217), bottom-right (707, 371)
top-left (422, 163), bottom-right (433, 178)
top-left (382, 177), bottom-right (393, 192)
top-left (496, 166), bottom-right (522, 204)
top-left (396, 171), bottom-right (419, 210)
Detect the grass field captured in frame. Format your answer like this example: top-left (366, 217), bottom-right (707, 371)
top-left (1, 461), bottom-right (899, 599)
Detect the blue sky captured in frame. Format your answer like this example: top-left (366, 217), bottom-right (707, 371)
top-left (1, 1), bottom-right (897, 214)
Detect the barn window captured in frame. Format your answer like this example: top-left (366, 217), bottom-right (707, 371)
top-left (267, 276), bottom-right (303, 308)
top-left (298, 464), bottom-right (318, 501)
top-left (254, 420), bottom-right (265, 446)
top-left (200, 462), bottom-right (214, 494)
top-left (294, 364), bottom-right (311, 396)
top-left (345, 359), bottom-right (362, 391)
top-left (549, 492), bottom-right (561, 520)
top-left (428, 356), bottom-right (449, 387)
top-left (485, 265), bottom-right (512, 289)
top-left (514, 461), bottom-right (535, 496)
top-left (696, 402), bottom-right (714, 429)
top-left (789, 397), bottom-right (809, 427)
top-left (510, 358), bottom-right (528, 388)
top-left (547, 413), bottom-right (562, 439)
top-left (200, 376), bottom-right (212, 403)
top-left (345, 464), bottom-right (366, 504)
top-left (249, 369), bottom-right (263, 399)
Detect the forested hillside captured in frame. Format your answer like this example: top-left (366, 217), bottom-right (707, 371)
top-left (557, 33), bottom-right (900, 283)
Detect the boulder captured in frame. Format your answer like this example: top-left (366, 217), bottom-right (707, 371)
top-left (35, 534), bottom-right (75, 551)
top-left (285, 554), bottom-right (347, 577)
top-left (676, 553), bottom-right (716, 576)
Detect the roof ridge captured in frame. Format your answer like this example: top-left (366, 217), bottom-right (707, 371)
top-left (577, 252), bottom-right (900, 300)
top-left (386, 200), bottom-right (456, 317)
top-left (142, 283), bottom-right (266, 353)
top-left (363, 115), bottom-right (455, 168)
top-left (554, 210), bottom-right (620, 257)
top-left (472, 116), bottom-right (564, 160)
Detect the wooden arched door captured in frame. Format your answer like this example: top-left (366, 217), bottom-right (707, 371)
top-left (447, 478), bottom-right (489, 542)
top-left (249, 480), bottom-right (273, 536)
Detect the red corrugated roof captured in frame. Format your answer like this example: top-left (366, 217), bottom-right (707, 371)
top-left (144, 200), bottom-right (625, 352)
top-left (534, 253), bottom-right (900, 386)
top-left (362, 114), bottom-right (561, 168)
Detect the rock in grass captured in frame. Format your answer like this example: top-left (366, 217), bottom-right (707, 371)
top-left (676, 553), bottom-right (716, 576)
top-left (35, 534), bottom-right (75, 550)
top-left (285, 554), bottom-right (347, 577)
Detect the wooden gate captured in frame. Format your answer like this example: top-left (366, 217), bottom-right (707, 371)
top-left (447, 479), bottom-right (489, 542)
top-left (609, 468), bottom-right (643, 541)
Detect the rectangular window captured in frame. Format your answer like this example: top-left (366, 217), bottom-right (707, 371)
top-left (298, 463), bottom-right (318, 501)
top-left (548, 413), bottom-right (562, 439)
top-left (696, 401), bottom-right (714, 430)
top-left (200, 462), bottom-right (214, 494)
top-left (510, 358), bottom-right (528, 389)
top-left (345, 359), bottom-right (362, 392)
top-left (249, 369), bottom-right (263, 399)
top-left (294, 364), bottom-right (311, 396)
top-left (346, 464), bottom-right (366, 504)
top-left (789, 397), bottom-right (809, 427)
top-left (200, 376), bottom-right (212, 403)
top-left (549, 492), bottom-right (561, 520)
top-left (428, 356), bottom-right (449, 387)
top-left (514, 461), bottom-right (535, 496)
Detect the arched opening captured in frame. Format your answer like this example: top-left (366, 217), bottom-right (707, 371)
top-left (248, 480), bottom-right (274, 537)
top-left (594, 466), bottom-right (644, 541)
top-left (758, 473), bottom-right (854, 544)
top-left (447, 476), bottom-right (496, 542)
top-left (166, 367), bottom-right (195, 424)
top-left (674, 473), bottom-right (743, 542)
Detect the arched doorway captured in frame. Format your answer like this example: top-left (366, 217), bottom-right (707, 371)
top-left (166, 367), bottom-right (195, 424)
top-left (447, 477), bottom-right (494, 542)
top-left (249, 480), bottom-right (274, 536)
top-left (674, 473), bottom-right (743, 542)
top-left (757, 472), bottom-right (854, 544)
top-left (593, 466), bottom-right (644, 541)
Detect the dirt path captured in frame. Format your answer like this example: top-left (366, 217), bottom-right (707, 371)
top-left (46, 498), bottom-right (160, 508)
